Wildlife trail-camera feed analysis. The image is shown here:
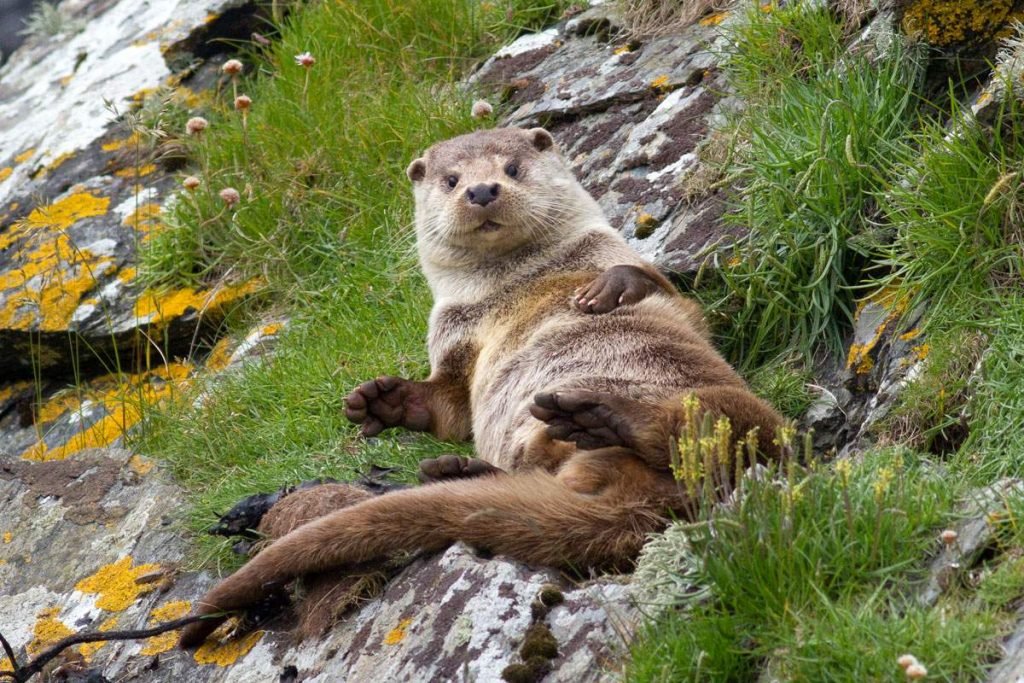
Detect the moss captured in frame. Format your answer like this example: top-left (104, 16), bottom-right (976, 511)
top-left (519, 623), bottom-right (558, 660)
top-left (634, 213), bottom-right (659, 239)
top-left (74, 556), bottom-right (162, 611)
top-left (901, 0), bottom-right (1014, 46)
top-left (537, 584), bottom-right (564, 608)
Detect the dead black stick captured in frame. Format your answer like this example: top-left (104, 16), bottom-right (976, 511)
top-left (0, 613), bottom-right (226, 683)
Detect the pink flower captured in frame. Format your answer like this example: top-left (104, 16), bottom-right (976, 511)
top-left (219, 187), bottom-right (240, 207)
top-left (294, 52), bottom-right (315, 68)
top-left (222, 59), bottom-right (243, 76)
top-left (182, 176), bottom-right (201, 191)
top-left (471, 100), bottom-right (493, 119)
top-left (234, 94), bottom-right (252, 111)
top-left (186, 117), bottom-right (209, 135)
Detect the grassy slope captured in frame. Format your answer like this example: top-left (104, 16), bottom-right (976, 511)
top-left (134, 0), bottom-right (1024, 679)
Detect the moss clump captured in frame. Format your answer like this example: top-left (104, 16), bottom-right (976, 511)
top-left (520, 623), bottom-right (559, 660)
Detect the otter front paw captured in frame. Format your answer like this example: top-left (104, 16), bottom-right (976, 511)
top-left (344, 377), bottom-right (432, 437)
top-left (572, 264), bottom-right (663, 314)
top-left (530, 390), bottom-right (642, 451)
top-left (418, 454), bottom-right (504, 483)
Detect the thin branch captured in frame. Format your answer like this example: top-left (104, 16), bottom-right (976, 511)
top-left (0, 613), bottom-right (226, 683)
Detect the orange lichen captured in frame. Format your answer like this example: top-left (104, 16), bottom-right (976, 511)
top-left (649, 74), bottom-right (671, 91)
top-left (140, 600), bottom-right (191, 655)
top-left (193, 622), bottom-right (263, 666)
top-left (383, 618), bottom-right (413, 645)
top-left (14, 148), bottom-right (35, 164)
top-left (34, 391), bottom-right (82, 425)
top-left (78, 616), bottom-right (119, 661)
top-left (0, 167), bottom-right (11, 182)
top-left (114, 164), bottom-right (158, 178)
top-left (699, 11), bottom-right (729, 26)
top-left (22, 362), bottom-right (192, 461)
top-left (2, 532), bottom-right (11, 544)
top-left (101, 133), bottom-right (141, 153)
top-left (845, 288), bottom-right (910, 375)
top-left (0, 191), bottom-right (115, 332)
top-left (204, 336), bottom-right (236, 372)
top-left (33, 152), bottom-right (75, 180)
top-left (0, 380), bottom-right (32, 405)
top-left (901, 0), bottom-right (1012, 46)
top-left (134, 279), bottom-right (262, 325)
top-left (75, 556), bottom-right (161, 612)
top-left (26, 607), bottom-right (74, 657)
top-left (128, 454), bottom-right (155, 476)
top-left (262, 322), bottom-right (284, 336)
top-left (122, 202), bottom-right (162, 237)
top-left (613, 45), bottom-right (633, 55)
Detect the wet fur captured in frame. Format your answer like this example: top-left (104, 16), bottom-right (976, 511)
top-left (179, 128), bottom-right (782, 647)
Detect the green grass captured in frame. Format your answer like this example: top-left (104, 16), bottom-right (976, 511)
top-left (746, 358), bottom-right (814, 419)
top-left (706, 25), bottom-right (923, 367)
top-left (135, 0), bottom-right (573, 559)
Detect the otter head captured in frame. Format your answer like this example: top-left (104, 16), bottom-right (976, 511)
top-left (407, 127), bottom-right (602, 260)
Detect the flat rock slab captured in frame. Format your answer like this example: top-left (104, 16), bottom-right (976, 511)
top-left (0, 447), bottom-right (637, 681)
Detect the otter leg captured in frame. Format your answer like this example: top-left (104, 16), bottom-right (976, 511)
top-left (531, 387), bottom-right (785, 468)
top-left (418, 454), bottom-right (505, 483)
top-left (572, 264), bottom-right (675, 314)
top-left (344, 376), bottom-right (469, 439)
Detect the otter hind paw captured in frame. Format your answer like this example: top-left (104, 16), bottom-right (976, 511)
top-left (344, 376), bottom-right (432, 437)
top-left (419, 454), bottom-right (504, 483)
top-left (529, 390), bottom-right (639, 451)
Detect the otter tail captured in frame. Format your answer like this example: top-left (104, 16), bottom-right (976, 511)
top-left (178, 468), bottom-right (667, 648)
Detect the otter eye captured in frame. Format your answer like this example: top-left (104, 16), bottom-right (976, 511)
top-left (445, 175), bottom-right (459, 189)
top-left (505, 163), bottom-right (519, 178)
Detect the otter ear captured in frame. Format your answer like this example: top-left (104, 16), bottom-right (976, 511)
top-left (527, 128), bottom-right (555, 152)
top-left (407, 158), bottom-right (426, 182)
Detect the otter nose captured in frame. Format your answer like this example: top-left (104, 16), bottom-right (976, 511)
top-left (466, 183), bottom-right (500, 207)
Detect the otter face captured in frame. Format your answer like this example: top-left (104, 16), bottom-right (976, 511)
top-left (408, 127), bottom-right (583, 255)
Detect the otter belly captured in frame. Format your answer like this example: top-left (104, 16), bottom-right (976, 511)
top-left (469, 297), bottom-right (741, 469)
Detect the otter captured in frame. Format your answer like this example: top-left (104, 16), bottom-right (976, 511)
top-left (179, 127), bottom-right (783, 647)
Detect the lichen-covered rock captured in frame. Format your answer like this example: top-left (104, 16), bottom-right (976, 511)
top-left (472, 3), bottom-right (738, 278)
top-left (0, 0), bottom-right (263, 380)
top-left (0, 447), bottom-right (637, 681)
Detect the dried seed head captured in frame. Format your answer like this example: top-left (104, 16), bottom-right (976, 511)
top-left (182, 176), bottom-right (201, 191)
top-left (940, 529), bottom-right (958, 546)
top-left (219, 187), bottom-right (240, 207)
top-left (295, 52), bottom-right (316, 68)
top-left (222, 59), bottom-right (243, 76)
top-left (471, 100), bottom-right (493, 119)
top-left (234, 94), bottom-right (252, 111)
top-left (897, 654), bottom-right (918, 670)
top-left (186, 117), bottom-right (209, 135)
top-left (906, 663), bottom-right (927, 679)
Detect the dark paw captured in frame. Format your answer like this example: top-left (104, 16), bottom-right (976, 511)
top-left (572, 264), bottom-right (662, 315)
top-left (529, 390), bottom-right (637, 451)
top-left (344, 377), bottom-right (432, 437)
top-left (419, 454), bottom-right (504, 483)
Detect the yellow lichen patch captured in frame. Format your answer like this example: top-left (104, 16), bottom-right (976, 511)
top-left (845, 288), bottom-right (910, 375)
top-left (649, 74), bottom-right (671, 91)
top-left (134, 279), bottom-right (263, 326)
top-left (140, 600), bottom-right (191, 655)
top-left (899, 328), bottom-right (922, 342)
top-left (193, 622), bottom-right (263, 666)
top-left (0, 380), bottom-right (32, 405)
top-left (204, 336), bottom-right (236, 372)
top-left (34, 391), bottom-right (83, 425)
top-left (77, 616), bottom-right (119, 661)
top-left (59, 73), bottom-right (74, 87)
top-left (128, 454), bottom-right (155, 476)
top-left (122, 203), bottom-right (162, 237)
top-left (22, 362), bottom-right (192, 461)
top-left (912, 342), bottom-right (931, 361)
top-left (114, 164), bottom-right (158, 179)
top-left (14, 148), bottom-right (35, 164)
top-left (33, 151), bottom-right (75, 180)
top-left (262, 322), bottom-right (284, 336)
top-left (26, 607), bottom-right (74, 657)
top-left (699, 11), bottom-right (729, 26)
top-left (613, 44), bottom-right (633, 55)
top-left (2, 532), bottom-right (11, 543)
top-left (101, 133), bottom-right (141, 153)
top-left (901, 0), bottom-right (1012, 46)
top-left (383, 618), bottom-right (413, 645)
top-left (75, 556), bottom-right (161, 612)
top-left (0, 191), bottom-right (115, 332)
top-left (0, 167), bottom-right (11, 182)
top-left (0, 656), bottom-right (10, 672)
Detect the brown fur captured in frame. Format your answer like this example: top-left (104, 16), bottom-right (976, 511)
top-left (179, 128), bottom-right (784, 648)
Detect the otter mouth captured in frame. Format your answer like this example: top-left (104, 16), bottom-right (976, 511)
top-left (477, 220), bottom-right (502, 233)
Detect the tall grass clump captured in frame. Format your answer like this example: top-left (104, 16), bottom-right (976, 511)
top-left (704, 3), bottom-right (923, 368)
